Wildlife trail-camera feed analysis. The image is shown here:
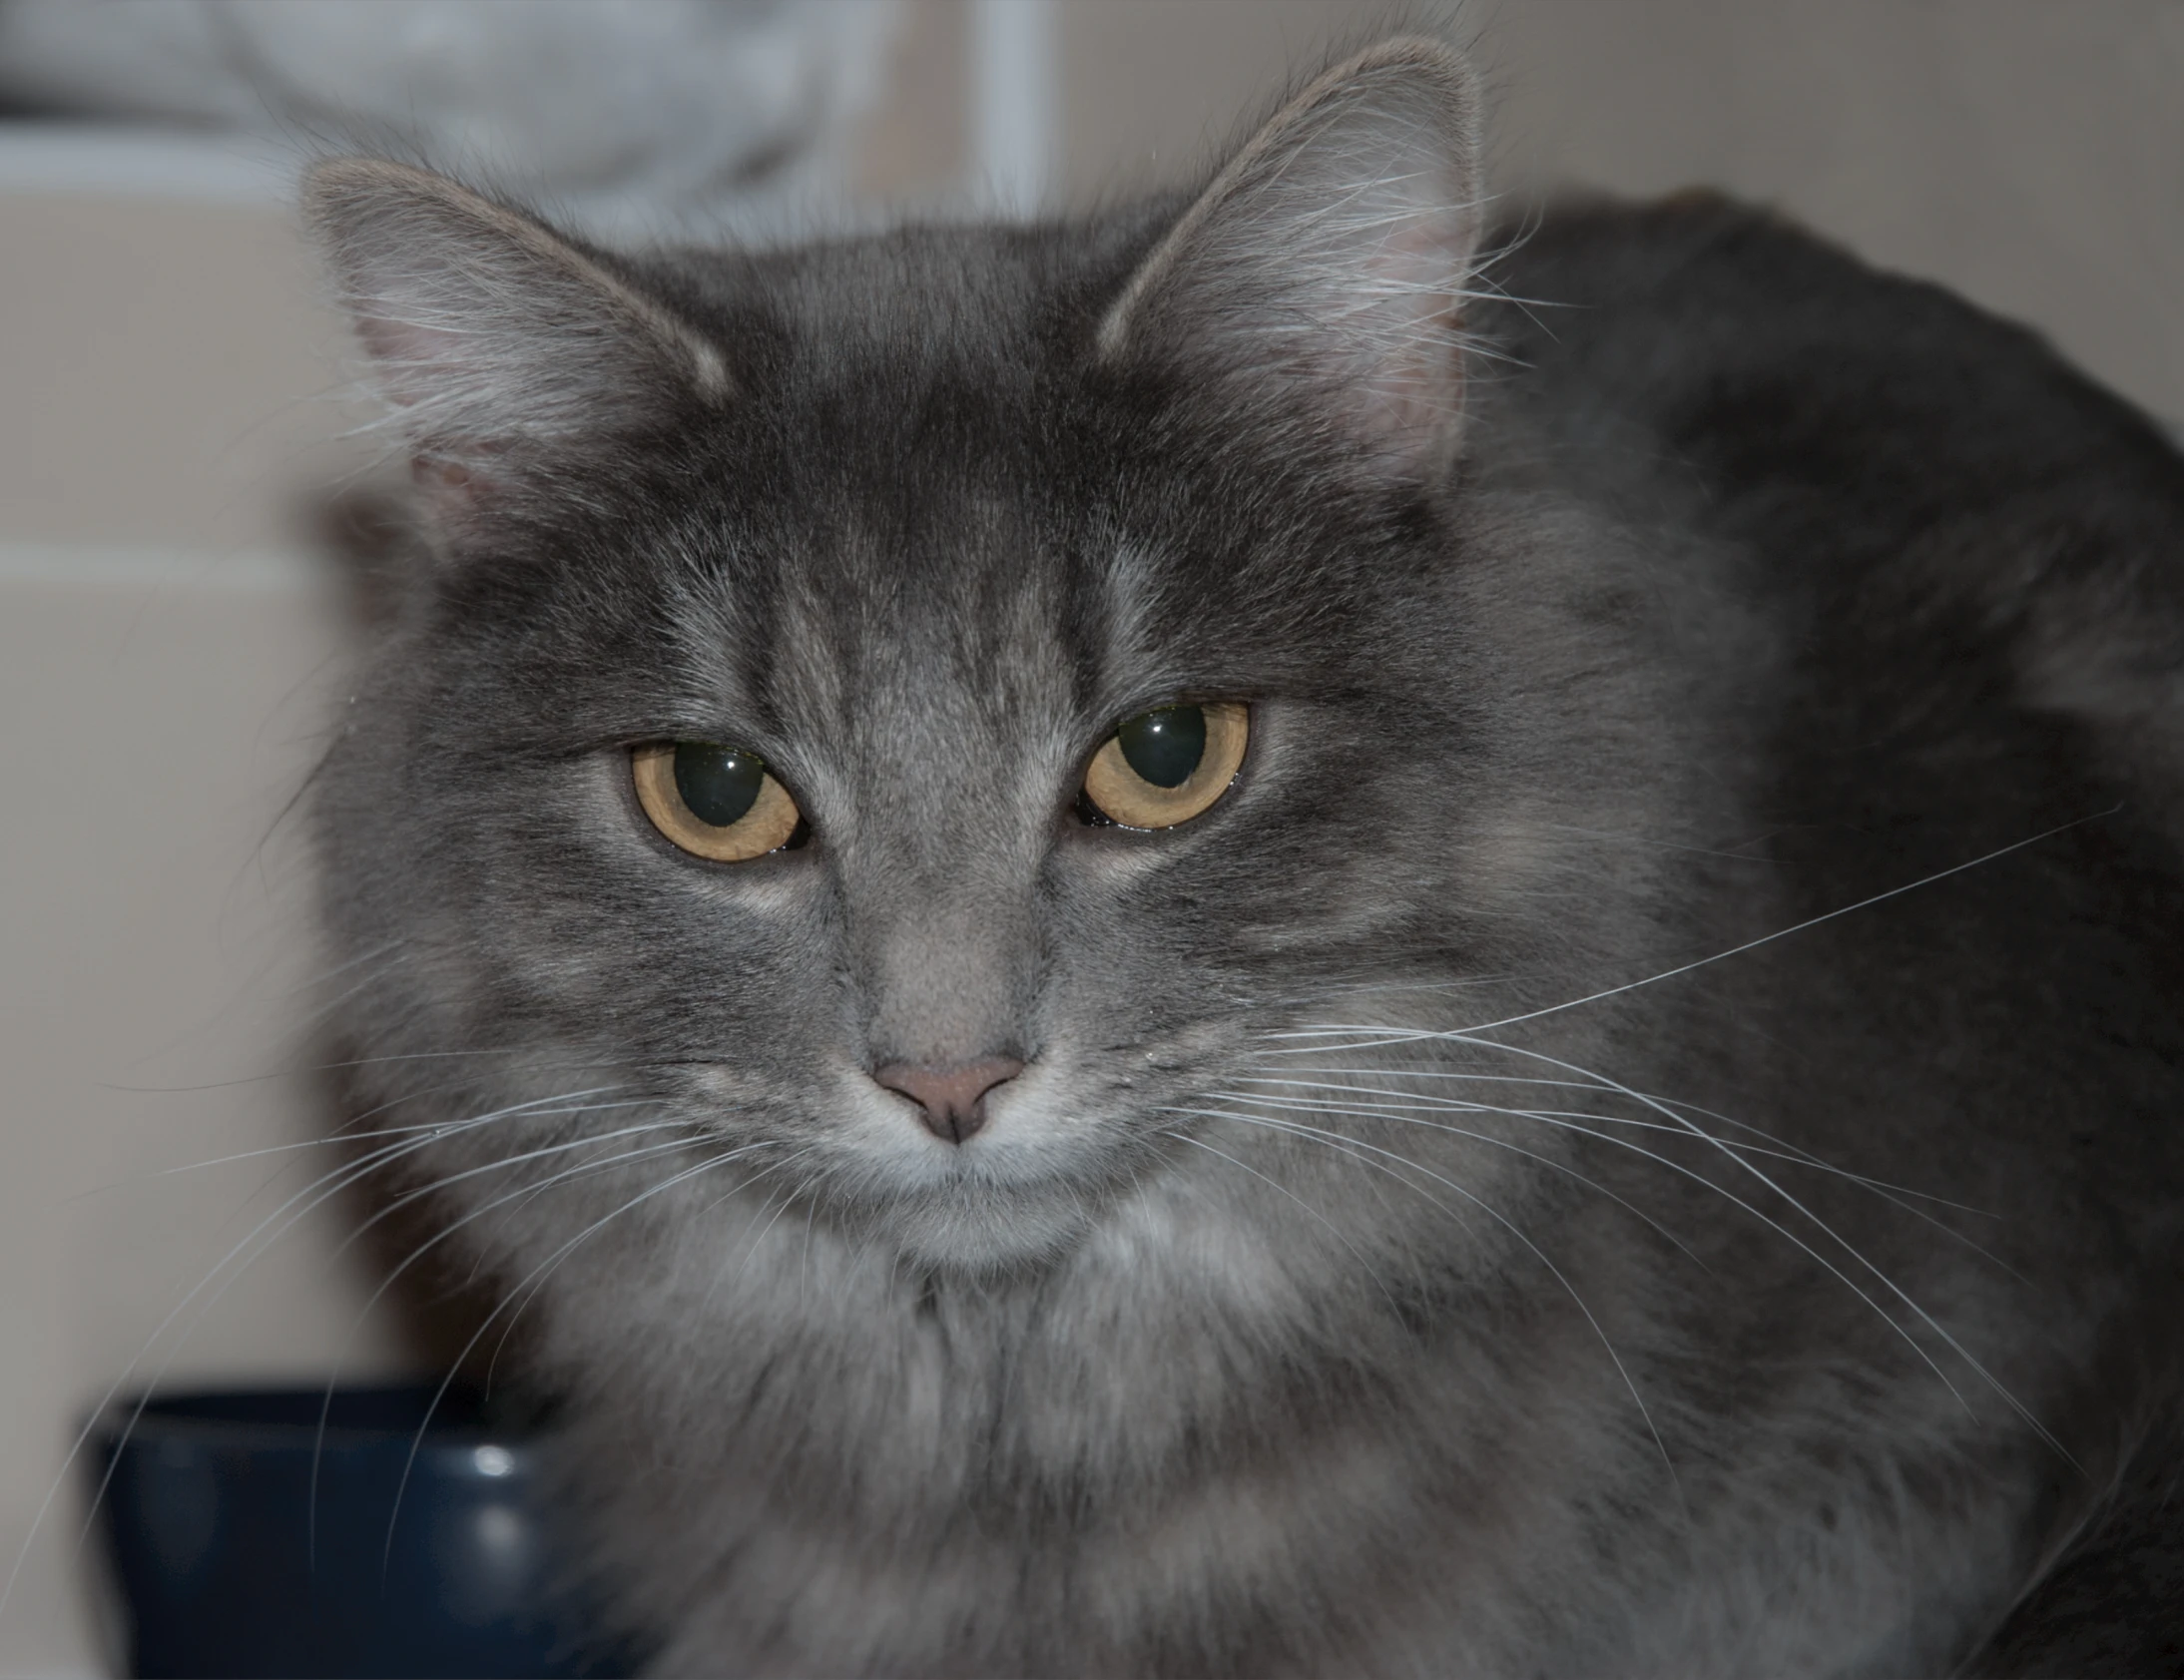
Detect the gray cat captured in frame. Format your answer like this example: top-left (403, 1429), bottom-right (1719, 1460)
top-left (303, 37), bottom-right (2184, 1677)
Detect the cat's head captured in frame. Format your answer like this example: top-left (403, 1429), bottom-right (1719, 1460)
top-left (309, 41), bottom-right (1645, 1279)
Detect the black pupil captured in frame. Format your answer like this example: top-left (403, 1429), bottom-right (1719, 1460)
top-left (1116, 706), bottom-right (1206, 789)
top-left (673, 742), bottom-right (766, 828)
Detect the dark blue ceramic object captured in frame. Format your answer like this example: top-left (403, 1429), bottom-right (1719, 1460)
top-left (90, 1384), bottom-right (630, 1679)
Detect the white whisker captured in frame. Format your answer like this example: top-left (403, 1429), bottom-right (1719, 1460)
top-left (1171, 1103), bottom-right (1683, 1498)
top-left (382, 1141), bottom-right (799, 1562)
top-left (1262, 813), bottom-right (2114, 1047)
top-left (1199, 1088), bottom-right (1705, 1269)
top-left (1164, 1130), bottom-right (1410, 1308)
top-left (1227, 1073), bottom-right (1993, 1217)
top-left (16, 1083), bottom-right (635, 1616)
top-left (1264, 1031), bottom-right (2062, 1457)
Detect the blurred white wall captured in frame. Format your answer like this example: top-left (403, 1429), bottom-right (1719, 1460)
top-left (1052, 0), bottom-right (2184, 427)
top-left (0, 0), bottom-right (908, 240)
top-left (1, 3), bottom-right (2177, 1671)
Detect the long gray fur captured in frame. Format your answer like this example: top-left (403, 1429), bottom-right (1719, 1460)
top-left (302, 38), bottom-right (2184, 1677)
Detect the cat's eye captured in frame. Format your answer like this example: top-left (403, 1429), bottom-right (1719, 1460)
top-left (1080, 702), bottom-right (1249, 829)
top-left (632, 742), bottom-right (804, 861)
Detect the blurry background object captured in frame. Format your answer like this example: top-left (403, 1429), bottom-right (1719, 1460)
top-left (0, 3), bottom-right (2176, 1674)
top-left (90, 1384), bottom-right (627, 1678)
top-left (0, 0), bottom-right (906, 236)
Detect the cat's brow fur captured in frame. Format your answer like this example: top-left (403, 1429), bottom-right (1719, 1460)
top-left (305, 38), bottom-right (2184, 1678)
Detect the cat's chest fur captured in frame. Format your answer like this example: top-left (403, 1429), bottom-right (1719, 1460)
top-left (531, 1167), bottom-right (2035, 1678)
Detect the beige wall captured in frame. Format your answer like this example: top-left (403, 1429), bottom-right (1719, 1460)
top-left (0, 197), bottom-right (397, 1674)
top-left (2, 4), bottom-right (2177, 1671)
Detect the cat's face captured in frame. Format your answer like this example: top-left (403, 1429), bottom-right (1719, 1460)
top-left (322, 271), bottom-right (1508, 1272)
top-left (311, 45), bottom-right (1607, 1275)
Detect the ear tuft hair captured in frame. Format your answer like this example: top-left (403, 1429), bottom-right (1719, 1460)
top-left (305, 160), bottom-right (727, 474)
top-left (1099, 38), bottom-right (1486, 483)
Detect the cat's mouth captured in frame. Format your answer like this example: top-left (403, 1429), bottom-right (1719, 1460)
top-left (667, 1044), bottom-right (1227, 1268)
top-left (731, 1062), bottom-right (1183, 1270)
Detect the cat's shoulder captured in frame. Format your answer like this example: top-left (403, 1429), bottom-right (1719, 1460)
top-left (1489, 188), bottom-right (2176, 477)
top-left (1487, 190), bottom-right (2184, 832)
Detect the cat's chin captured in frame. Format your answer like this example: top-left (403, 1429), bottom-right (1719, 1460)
top-left (847, 1177), bottom-right (1104, 1276)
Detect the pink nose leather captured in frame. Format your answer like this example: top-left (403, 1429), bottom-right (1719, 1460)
top-left (872, 1057), bottom-right (1023, 1144)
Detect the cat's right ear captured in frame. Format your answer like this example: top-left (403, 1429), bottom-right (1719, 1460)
top-left (1096, 38), bottom-right (1484, 486)
top-left (304, 160), bottom-right (727, 507)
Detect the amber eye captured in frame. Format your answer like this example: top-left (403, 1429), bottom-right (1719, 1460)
top-left (632, 742), bottom-right (804, 861)
top-left (1081, 702), bottom-right (1248, 829)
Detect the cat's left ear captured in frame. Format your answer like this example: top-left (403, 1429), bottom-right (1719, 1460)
top-left (1097, 38), bottom-right (1484, 484)
top-left (304, 159), bottom-right (727, 506)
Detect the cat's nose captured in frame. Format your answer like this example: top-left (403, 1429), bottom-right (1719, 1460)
top-left (871, 1057), bottom-right (1023, 1145)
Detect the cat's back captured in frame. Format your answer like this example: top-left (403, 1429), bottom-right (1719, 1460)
top-left (1489, 191), bottom-right (2183, 497)
top-left (1483, 194), bottom-right (2184, 1118)
top-left (1489, 193), bottom-right (2184, 832)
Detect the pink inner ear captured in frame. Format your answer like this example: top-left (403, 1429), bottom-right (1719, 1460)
top-left (411, 457), bottom-right (473, 490)
top-left (354, 309), bottom-right (478, 413)
top-left (353, 302), bottom-right (522, 513)
top-left (1318, 197), bottom-right (1476, 474)
top-left (406, 433), bottom-right (516, 524)
top-left (1355, 322), bottom-right (1466, 462)
top-left (1110, 56), bottom-right (1485, 484)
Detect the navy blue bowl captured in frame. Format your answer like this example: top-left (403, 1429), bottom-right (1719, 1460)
top-left (89, 1384), bottom-right (631, 1679)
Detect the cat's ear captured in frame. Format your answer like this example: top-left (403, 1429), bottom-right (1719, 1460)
top-left (304, 159), bottom-right (727, 500)
top-left (1097, 38), bottom-right (1485, 483)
